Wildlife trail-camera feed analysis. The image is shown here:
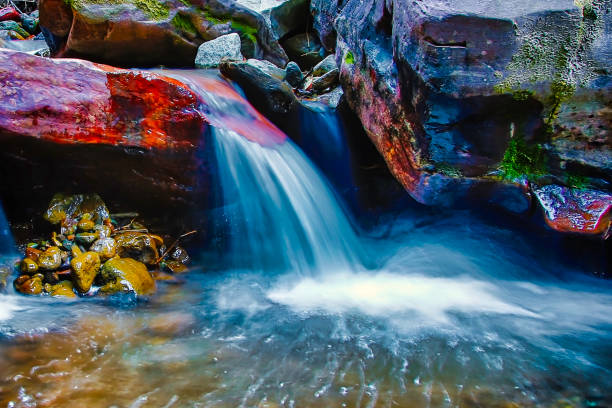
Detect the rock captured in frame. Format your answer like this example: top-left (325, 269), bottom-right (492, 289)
top-left (45, 194), bottom-right (109, 230)
top-left (75, 233), bottom-right (98, 246)
top-left (114, 232), bottom-right (159, 265)
top-left (37, 246), bottom-right (62, 270)
top-left (309, 68), bottom-right (338, 92)
top-left (38, 0), bottom-right (288, 67)
top-left (47, 280), bottom-right (76, 298)
top-left (70, 251), bottom-right (101, 293)
top-left (169, 246), bottom-right (190, 264)
top-left (90, 238), bottom-right (117, 261)
top-left (0, 6), bottom-right (20, 23)
top-left (14, 274), bottom-right (43, 295)
top-left (20, 258), bottom-right (39, 275)
top-left (308, 0), bottom-right (612, 208)
top-left (21, 15), bottom-right (39, 34)
top-left (0, 21), bottom-right (29, 38)
top-left (533, 185), bottom-right (612, 236)
top-left (220, 59), bottom-right (300, 139)
top-left (99, 258), bottom-right (156, 296)
top-left (195, 33), bottom-right (244, 68)
top-left (284, 61), bottom-right (303, 87)
top-left (304, 85), bottom-right (344, 110)
top-left (0, 38), bottom-right (50, 56)
top-left (245, 58), bottom-right (286, 80)
top-left (77, 216), bottom-right (95, 232)
top-left (0, 266), bottom-right (10, 290)
top-left (311, 54), bottom-right (336, 77)
top-left (0, 50), bottom-right (206, 227)
top-left (281, 32), bottom-right (325, 70)
top-left (237, 0), bottom-right (309, 40)
top-left (163, 260), bottom-right (188, 274)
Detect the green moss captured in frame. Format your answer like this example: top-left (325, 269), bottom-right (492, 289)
top-left (65, 0), bottom-right (170, 20)
top-left (500, 136), bottom-right (546, 181)
top-left (171, 13), bottom-right (196, 35)
top-left (344, 50), bottom-right (355, 65)
top-left (199, 10), bottom-right (257, 45)
top-left (565, 173), bottom-right (588, 189)
top-left (178, 0), bottom-right (191, 7)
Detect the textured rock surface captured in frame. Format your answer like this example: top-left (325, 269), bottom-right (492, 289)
top-left (533, 185), bottom-right (612, 236)
top-left (0, 49), bottom-right (208, 222)
top-left (100, 257), bottom-right (155, 295)
top-left (195, 33), bottom-right (243, 68)
top-left (309, 0), bottom-right (611, 219)
top-left (39, 0), bottom-right (288, 67)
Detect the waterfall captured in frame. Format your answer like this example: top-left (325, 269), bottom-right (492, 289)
top-left (165, 71), bottom-right (362, 274)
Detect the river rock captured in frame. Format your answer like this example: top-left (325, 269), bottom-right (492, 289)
top-left (311, 54), bottom-right (336, 77)
top-left (220, 59), bottom-right (300, 139)
top-left (307, 0), bottom-right (611, 213)
top-left (99, 257), bottom-right (156, 296)
top-left (281, 32), bottom-right (325, 70)
top-left (114, 232), bottom-right (159, 265)
top-left (533, 185), bottom-right (612, 236)
top-left (14, 274), bottom-right (43, 295)
top-left (195, 33), bottom-right (244, 68)
top-left (20, 258), bottom-right (39, 275)
top-left (245, 58), bottom-right (286, 80)
top-left (47, 280), bottom-right (77, 298)
top-left (38, 0), bottom-right (287, 67)
top-left (90, 238), bottom-right (117, 261)
top-left (38, 246), bottom-right (62, 270)
top-left (309, 68), bottom-right (339, 93)
top-left (70, 251), bottom-right (101, 293)
top-left (284, 61), bottom-right (303, 87)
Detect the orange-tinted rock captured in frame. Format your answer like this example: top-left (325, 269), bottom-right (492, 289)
top-left (533, 185), bottom-right (612, 236)
top-left (0, 49), bottom-right (207, 227)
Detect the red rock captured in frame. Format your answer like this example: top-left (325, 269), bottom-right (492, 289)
top-left (533, 185), bottom-right (612, 236)
top-left (0, 7), bottom-right (20, 22)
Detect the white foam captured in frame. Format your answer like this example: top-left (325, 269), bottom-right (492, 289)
top-left (0, 295), bottom-right (20, 321)
top-left (267, 272), bottom-right (538, 324)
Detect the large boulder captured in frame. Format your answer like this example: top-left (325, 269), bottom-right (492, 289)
top-left (0, 50), bottom-right (288, 227)
top-left (39, 0), bottom-right (288, 67)
top-left (0, 49), bottom-right (207, 223)
top-left (310, 0), bottom-right (612, 227)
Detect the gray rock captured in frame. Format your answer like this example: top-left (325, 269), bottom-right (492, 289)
top-left (310, 68), bottom-right (338, 92)
top-left (281, 32), bottom-right (325, 70)
top-left (309, 0), bottom-right (612, 208)
top-left (195, 33), bottom-right (243, 68)
top-left (312, 54), bottom-right (336, 77)
top-left (245, 58), bottom-right (285, 80)
top-left (284, 61), bottom-right (303, 87)
top-left (0, 39), bottom-right (50, 57)
top-left (220, 59), bottom-right (299, 139)
top-left (235, 0), bottom-right (310, 40)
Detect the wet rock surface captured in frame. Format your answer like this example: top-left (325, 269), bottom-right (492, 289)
top-left (305, 0), bottom-right (611, 233)
top-left (195, 33), bottom-right (244, 68)
top-left (38, 0), bottom-right (288, 67)
top-left (11, 194), bottom-right (192, 298)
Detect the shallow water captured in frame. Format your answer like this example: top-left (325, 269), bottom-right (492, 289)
top-left (1, 71), bottom-right (611, 407)
top-left (2, 209), bottom-right (612, 407)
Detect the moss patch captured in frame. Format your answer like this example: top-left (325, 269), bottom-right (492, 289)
top-left (171, 13), bottom-right (196, 35)
top-left (65, 0), bottom-right (170, 20)
top-left (500, 136), bottom-right (546, 181)
top-left (199, 9), bottom-right (258, 45)
top-left (344, 50), bottom-right (355, 65)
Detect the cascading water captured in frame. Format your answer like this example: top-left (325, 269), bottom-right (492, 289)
top-left (164, 71), bottom-right (362, 274)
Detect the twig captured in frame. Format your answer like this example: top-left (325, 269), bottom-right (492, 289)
top-left (8, 0), bottom-right (23, 15)
top-left (154, 230), bottom-right (197, 264)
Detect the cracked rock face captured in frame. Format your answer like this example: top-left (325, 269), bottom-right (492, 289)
top-left (310, 0), bottom-right (611, 218)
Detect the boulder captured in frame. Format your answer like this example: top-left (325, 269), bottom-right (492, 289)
top-left (114, 232), bottom-right (160, 265)
top-left (39, 0), bottom-right (288, 67)
top-left (219, 58), bottom-right (300, 139)
top-left (281, 32), bottom-right (325, 70)
top-left (309, 68), bottom-right (338, 92)
top-left (284, 60), bottom-right (303, 87)
top-left (244, 58), bottom-right (286, 80)
top-left (309, 0), bottom-right (611, 211)
top-left (195, 33), bottom-right (243, 68)
top-left (0, 49), bottom-right (207, 226)
top-left (70, 251), bottom-right (101, 293)
top-left (533, 185), bottom-right (612, 236)
top-left (311, 54), bottom-right (336, 77)
top-left (99, 257), bottom-right (156, 295)
top-left (235, 0), bottom-right (310, 39)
